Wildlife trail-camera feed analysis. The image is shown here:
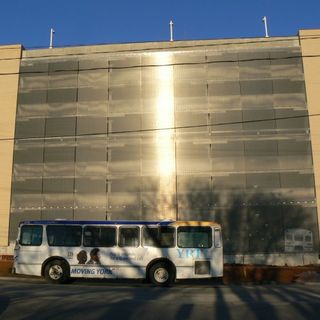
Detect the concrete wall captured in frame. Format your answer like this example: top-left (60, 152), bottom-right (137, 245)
top-left (0, 45), bottom-right (21, 246)
top-left (300, 29), bottom-right (320, 249)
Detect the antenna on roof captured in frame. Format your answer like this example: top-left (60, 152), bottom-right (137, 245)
top-left (49, 28), bottom-right (55, 49)
top-left (169, 20), bottom-right (174, 41)
top-left (262, 16), bottom-right (269, 38)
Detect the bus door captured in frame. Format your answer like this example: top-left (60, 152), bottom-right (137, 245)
top-left (14, 224), bottom-right (45, 272)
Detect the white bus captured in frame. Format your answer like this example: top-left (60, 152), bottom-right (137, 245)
top-left (13, 220), bottom-right (223, 286)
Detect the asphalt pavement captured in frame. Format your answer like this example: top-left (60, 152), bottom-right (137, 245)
top-left (0, 276), bottom-right (319, 320)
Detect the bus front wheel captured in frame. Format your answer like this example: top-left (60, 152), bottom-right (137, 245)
top-left (149, 262), bottom-right (174, 287)
top-left (44, 260), bottom-right (69, 284)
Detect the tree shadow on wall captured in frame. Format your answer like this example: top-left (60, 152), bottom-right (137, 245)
top-left (139, 183), bottom-right (318, 256)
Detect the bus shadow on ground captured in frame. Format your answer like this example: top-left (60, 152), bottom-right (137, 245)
top-left (0, 296), bottom-right (10, 317)
top-left (70, 277), bottom-right (224, 287)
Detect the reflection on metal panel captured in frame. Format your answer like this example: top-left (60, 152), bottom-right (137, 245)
top-left (156, 52), bottom-right (176, 219)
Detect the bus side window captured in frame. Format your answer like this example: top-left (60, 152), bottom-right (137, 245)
top-left (214, 228), bottom-right (222, 248)
top-left (177, 227), bottom-right (212, 248)
top-left (83, 229), bottom-right (94, 247)
top-left (83, 226), bottom-right (116, 247)
top-left (143, 227), bottom-right (175, 248)
top-left (143, 227), bottom-right (158, 247)
top-left (119, 227), bottom-right (139, 247)
top-left (47, 226), bottom-right (82, 247)
top-left (19, 225), bottom-right (43, 246)
top-left (159, 227), bottom-right (175, 247)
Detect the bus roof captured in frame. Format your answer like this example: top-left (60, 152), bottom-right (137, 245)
top-left (19, 220), bottom-right (221, 227)
top-left (170, 221), bottom-right (221, 227)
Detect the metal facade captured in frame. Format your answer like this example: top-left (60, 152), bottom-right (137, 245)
top-left (8, 38), bottom-right (320, 257)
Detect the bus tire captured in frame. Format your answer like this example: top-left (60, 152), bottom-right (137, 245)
top-left (149, 262), bottom-right (174, 287)
top-left (44, 260), bottom-right (69, 284)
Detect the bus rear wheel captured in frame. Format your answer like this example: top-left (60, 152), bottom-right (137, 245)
top-left (149, 262), bottom-right (174, 287)
top-left (44, 260), bottom-right (69, 284)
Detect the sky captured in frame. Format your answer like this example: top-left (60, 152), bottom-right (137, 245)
top-left (0, 0), bottom-right (319, 48)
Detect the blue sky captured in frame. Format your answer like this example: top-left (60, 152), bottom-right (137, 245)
top-left (0, 0), bottom-right (319, 48)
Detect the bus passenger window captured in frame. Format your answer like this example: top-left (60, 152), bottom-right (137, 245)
top-left (143, 227), bottom-right (158, 247)
top-left (46, 226), bottom-right (82, 247)
top-left (143, 227), bottom-right (175, 248)
top-left (177, 227), bottom-right (212, 248)
top-left (83, 226), bottom-right (116, 247)
top-left (20, 225), bottom-right (43, 246)
top-left (119, 227), bottom-right (139, 247)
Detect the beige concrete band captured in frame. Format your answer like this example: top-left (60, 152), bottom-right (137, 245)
top-left (299, 29), bottom-right (320, 245)
top-left (0, 45), bottom-right (21, 246)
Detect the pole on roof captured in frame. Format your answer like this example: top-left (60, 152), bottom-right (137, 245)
top-left (169, 20), bottom-right (174, 41)
top-left (49, 28), bottom-right (55, 49)
top-left (262, 16), bottom-right (269, 38)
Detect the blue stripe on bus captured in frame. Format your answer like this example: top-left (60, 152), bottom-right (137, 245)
top-left (19, 220), bottom-right (174, 226)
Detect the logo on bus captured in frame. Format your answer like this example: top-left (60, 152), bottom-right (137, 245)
top-left (70, 267), bottom-right (112, 275)
top-left (177, 248), bottom-right (205, 259)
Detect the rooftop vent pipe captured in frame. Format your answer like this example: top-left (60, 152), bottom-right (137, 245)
top-left (169, 20), bottom-right (174, 41)
top-left (262, 16), bottom-right (269, 38)
top-left (49, 28), bottom-right (55, 49)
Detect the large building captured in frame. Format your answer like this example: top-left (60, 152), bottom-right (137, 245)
top-left (1, 29), bottom-right (320, 266)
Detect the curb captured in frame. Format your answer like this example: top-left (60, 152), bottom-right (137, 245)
top-left (294, 281), bottom-right (320, 286)
top-left (0, 275), bottom-right (44, 283)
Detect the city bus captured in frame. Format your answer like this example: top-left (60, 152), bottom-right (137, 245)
top-left (13, 220), bottom-right (223, 286)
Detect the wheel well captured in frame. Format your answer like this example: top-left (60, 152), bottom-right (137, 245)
top-left (146, 258), bottom-right (176, 281)
top-left (41, 257), bottom-right (70, 276)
